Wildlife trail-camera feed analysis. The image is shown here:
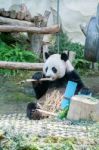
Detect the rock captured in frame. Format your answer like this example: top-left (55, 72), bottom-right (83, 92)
top-left (67, 95), bottom-right (99, 121)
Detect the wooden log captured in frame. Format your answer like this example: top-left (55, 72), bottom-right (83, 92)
top-left (67, 95), bottom-right (99, 121)
top-left (2, 10), bottom-right (10, 18)
top-left (0, 25), bottom-right (60, 34)
top-left (30, 10), bottom-right (51, 54)
top-left (0, 8), bottom-right (5, 16)
top-left (40, 11), bottom-right (51, 27)
top-left (24, 12), bottom-right (31, 21)
top-left (31, 15), bottom-right (44, 24)
top-left (0, 16), bottom-right (34, 26)
top-left (9, 10), bottom-right (17, 19)
top-left (17, 11), bottom-right (25, 20)
top-left (0, 61), bottom-right (43, 71)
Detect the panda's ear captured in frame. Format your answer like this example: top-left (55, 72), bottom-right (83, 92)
top-left (44, 52), bottom-right (50, 61)
top-left (61, 53), bottom-right (68, 62)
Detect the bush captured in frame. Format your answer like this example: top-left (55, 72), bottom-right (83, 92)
top-left (0, 41), bottom-right (39, 75)
top-left (50, 32), bottom-right (84, 59)
top-left (49, 32), bottom-right (91, 70)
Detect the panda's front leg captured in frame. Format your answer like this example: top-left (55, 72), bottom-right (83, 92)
top-left (27, 72), bottom-right (49, 119)
top-left (32, 72), bottom-right (49, 99)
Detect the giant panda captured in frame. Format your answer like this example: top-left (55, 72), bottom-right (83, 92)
top-left (27, 52), bottom-right (91, 119)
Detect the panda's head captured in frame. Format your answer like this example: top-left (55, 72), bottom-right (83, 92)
top-left (43, 52), bottom-right (74, 80)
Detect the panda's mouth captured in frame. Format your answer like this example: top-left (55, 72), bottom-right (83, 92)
top-left (45, 76), bottom-right (53, 81)
top-left (45, 76), bottom-right (55, 81)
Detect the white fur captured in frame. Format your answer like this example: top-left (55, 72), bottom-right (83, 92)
top-left (43, 54), bottom-right (74, 80)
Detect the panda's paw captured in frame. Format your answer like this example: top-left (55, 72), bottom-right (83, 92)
top-left (26, 102), bottom-right (43, 120)
top-left (26, 102), bottom-right (37, 119)
top-left (79, 87), bottom-right (92, 96)
top-left (32, 72), bottom-right (43, 81)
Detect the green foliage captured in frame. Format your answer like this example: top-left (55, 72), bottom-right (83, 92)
top-left (0, 42), bottom-right (38, 62)
top-left (50, 32), bottom-right (91, 70)
top-left (50, 32), bottom-right (84, 59)
top-left (0, 41), bottom-right (39, 75)
top-left (58, 107), bottom-right (69, 120)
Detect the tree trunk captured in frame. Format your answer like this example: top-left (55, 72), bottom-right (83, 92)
top-left (30, 10), bottom-right (51, 54)
top-left (2, 10), bottom-right (10, 18)
top-left (9, 10), bottom-right (17, 19)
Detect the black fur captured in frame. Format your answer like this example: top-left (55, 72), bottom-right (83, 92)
top-left (27, 102), bottom-right (43, 120)
top-left (45, 52), bottom-right (49, 60)
top-left (61, 53), bottom-right (68, 61)
top-left (27, 102), bottom-right (37, 119)
top-left (32, 72), bottom-right (49, 99)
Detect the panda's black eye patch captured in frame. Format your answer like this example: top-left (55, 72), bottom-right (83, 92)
top-left (45, 67), bottom-right (48, 72)
top-left (52, 67), bottom-right (57, 73)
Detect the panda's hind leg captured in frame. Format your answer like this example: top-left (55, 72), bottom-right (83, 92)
top-left (26, 102), bottom-right (45, 120)
top-left (27, 102), bottom-right (37, 119)
top-left (79, 87), bottom-right (92, 96)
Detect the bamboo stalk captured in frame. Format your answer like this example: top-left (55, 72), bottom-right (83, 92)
top-left (19, 78), bottom-right (53, 85)
top-left (21, 78), bottom-right (53, 83)
top-left (36, 109), bottom-right (57, 116)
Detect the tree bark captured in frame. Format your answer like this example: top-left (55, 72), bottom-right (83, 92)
top-left (9, 10), bottom-right (17, 19)
top-left (0, 25), bottom-right (60, 34)
top-left (2, 10), bottom-right (10, 18)
top-left (0, 16), bottom-right (34, 26)
top-left (17, 11), bottom-right (25, 20)
top-left (30, 10), bottom-right (51, 54)
top-left (0, 61), bottom-right (43, 71)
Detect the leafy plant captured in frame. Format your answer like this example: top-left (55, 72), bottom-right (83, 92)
top-left (49, 32), bottom-right (92, 71)
top-left (49, 32), bottom-right (84, 59)
top-left (0, 41), bottom-right (39, 75)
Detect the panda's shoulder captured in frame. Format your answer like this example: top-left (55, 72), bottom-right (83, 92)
top-left (65, 70), bottom-right (81, 79)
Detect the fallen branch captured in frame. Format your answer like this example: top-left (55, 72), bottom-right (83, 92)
top-left (0, 25), bottom-right (60, 34)
top-left (0, 61), bottom-right (43, 71)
